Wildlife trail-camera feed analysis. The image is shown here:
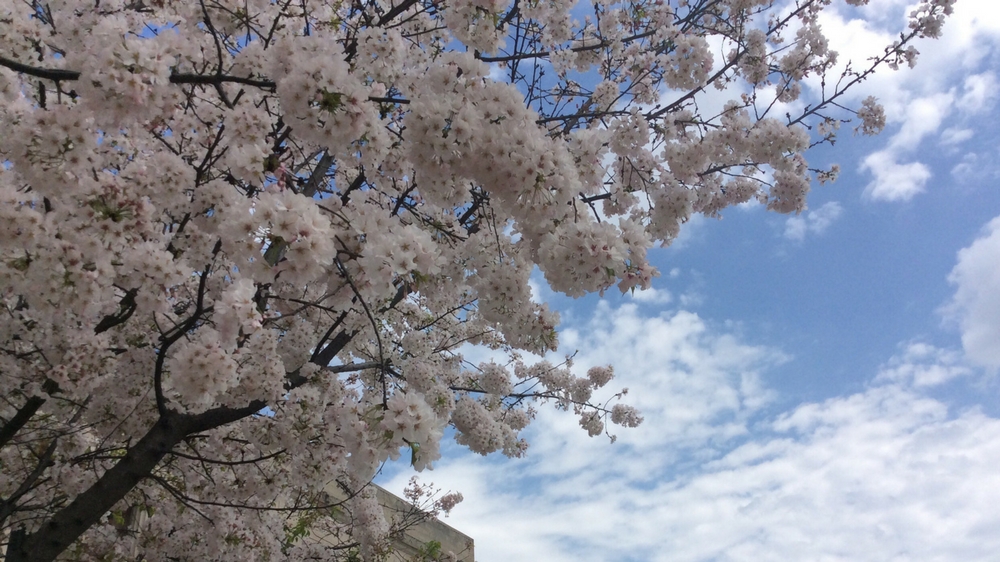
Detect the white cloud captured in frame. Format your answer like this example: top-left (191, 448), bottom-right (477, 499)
top-left (874, 341), bottom-right (972, 387)
top-left (815, 1), bottom-right (1000, 203)
top-left (888, 92), bottom-right (955, 151)
top-left (783, 201), bottom-right (844, 241)
top-left (671, 388), bottom-right (1000, 562)
top-left (944, 215), bottom-right (1000, 371)
top-left (861, 150), bottom-right (932, 201)
top-left (818, 1), bottom-right (1000, 111)
top-left (940, 127), bottom-right (974, 146)
top-left (383, 302), bottom-right (1000, 562)
top-left (852, 75), bottom-right (997, 201)
top-left (558, 303), bottom-right (783, 447)
top-left (527, 277), bottom-right (545, 304)
top-left (860, 93), bottom-right (953, 202)
top-left (958, 72), bottom-right (997, 115)
top-left (374, 7), bottom-right (1000, 559)
top-left (628, 285), bottom-right (672, 305)
top-left (385, 301), bottom-right (787, 558)
top-left (950, 157), bottom-right (974, 180)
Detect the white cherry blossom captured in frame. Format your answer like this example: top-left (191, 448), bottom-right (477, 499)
top-left (0, 0), bottom-right (953, 560)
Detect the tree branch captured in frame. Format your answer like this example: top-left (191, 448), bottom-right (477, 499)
top-left (8, 413), bottom-right (190, 562)
top-left (0, 56), bottom-right (79, 81)
top-left (93, 289), bottom-right (138, 335)
top-left (300, 151), bottom-right (335, 198)
top-left (0, 396), bottom-right (46, 450)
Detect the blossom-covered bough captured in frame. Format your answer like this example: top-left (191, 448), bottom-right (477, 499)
top-left (0, 0), bottom-right (952, 560)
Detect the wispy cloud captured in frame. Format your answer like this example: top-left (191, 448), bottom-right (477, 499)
top-left (816, 2), bottom-right (1000, 203)
top-left (874, 341), bottom-right (972, 387)
top-left (861, 73), bottom-right (998, 201)
top-left (957, 72), bottom-right (998, 114)
top-left (939, 127), bottom-right (974, 146)
top-left (784, 201), bottom-right (844, 241)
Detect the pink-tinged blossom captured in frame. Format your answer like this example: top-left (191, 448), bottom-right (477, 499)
top-left (0, 0), bottom-right (955, 558)
top-left (857, 96), bottom-right (888, 135)
top-left (587, 365), bottom-right (615, 388)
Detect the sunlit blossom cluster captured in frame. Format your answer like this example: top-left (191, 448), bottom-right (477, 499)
top-left (856, 95), bottom-right (888, 136)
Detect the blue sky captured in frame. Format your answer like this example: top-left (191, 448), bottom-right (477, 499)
top-left (381, 1), bottom-right (1000, 560)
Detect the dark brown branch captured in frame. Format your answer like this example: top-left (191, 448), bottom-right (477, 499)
top-left (0, 439), bottom-right (58, 527)
top-left (0, 56), bottom-right (272, 90)
top-left (93, 289), bottom-right (138, 334)
top-left (8, 413), bottom-right (190, 562)
top-left (341, 171), bottom-right (367, 205)
top-left (580, 192), bottom-right (612, 204)
top-left (150, 473), bottom-right (351, 512)
top-left (300, 151), bottom-right (335, 198)
top-left (168, 448), bottom-right (286, 466)
top-left (536, 108), bottom-right (628, 125)
top-left (647, 2), bottom-right (811, 122)
top-left (310, 310), bottom-right (350, 364)
top-left (477, 29), bottom-right (657, 63)
top-left (377, 0), bottom-right (419, 26)
top-left (786, 27), bottom-right (928, 129)
top-left (321, 361), bottom-right (384, 374)
top-left (368, 96), bottom-right (410, 105)
top-left (3, 360), bottom-right (357, 562)
top-left (169, 72), bottom-right (277, 91)
top-left (0, 56), bottom-right (79, 81)
top-left (0, 396), bottom-right (46, 450)
top-left (0, 57), bottom-right (414, 110)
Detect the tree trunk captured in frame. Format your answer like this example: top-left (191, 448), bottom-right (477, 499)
top-left (5, 413), bottom-right (188, 562)
top-left (3, 330), bottom-right (345, 562)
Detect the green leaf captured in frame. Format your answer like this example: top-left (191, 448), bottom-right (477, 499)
top-left (410, 442), bottom-right (420, 466)
top-left (264, 236), bottom-right (287, 266)
top-left (319, 89), bottom-right (345, 113)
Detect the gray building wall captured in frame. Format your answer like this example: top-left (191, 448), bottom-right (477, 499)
top-left (320, 483), bottom-right (475, 562)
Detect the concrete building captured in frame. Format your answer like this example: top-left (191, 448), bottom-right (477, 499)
top-left (371, 486), bottom-right (474, 562)
top-left (318, 483), bottom-right (475, 562)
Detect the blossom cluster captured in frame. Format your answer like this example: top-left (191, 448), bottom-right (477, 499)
top-left (0, 0), bottom-right (954, 560)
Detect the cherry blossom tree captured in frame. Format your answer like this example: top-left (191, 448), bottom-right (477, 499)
top-left (0, 0), bottom-right (952, 560)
